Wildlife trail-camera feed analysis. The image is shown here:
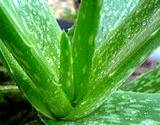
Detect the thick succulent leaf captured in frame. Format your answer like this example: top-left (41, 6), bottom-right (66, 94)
top-left (96, 0), bottom-right (140, 47)
top-left (121, 64), bottom-right (160, 93)
top-left (64, 0), bottom-right (160, 120)
top-left (67, 26), bottom-right (75, 40)
top-left (60, 32), bottom-right (74, 101)
top-left (42, 91), bottom-right (160, 125)
top-left (72, 0), bottom-right (101, 103)
top-left (0, 40), bottom-right (54, 119)
top-left (92, 0), bottom-right (160, 85)
top-left (0, 0), bottom-right (61, 77)
top-left (0, 0), bottom-right (73, 117)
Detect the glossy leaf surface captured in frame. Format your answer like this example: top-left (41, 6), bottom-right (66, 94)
top-left (0, 0), bottom-right (73, 117)
top-left (60, 32), bottom-right (74, 101)
top-left (0, 0), bottom-right (160, 122)
top-left (72, 0), bottom-right (101, 103)
top-left (43, 91), bottom-right (160, 125)
top-left (0, 39), bottom-right (54, 119)
top-left (96, 0), bottom-right (139, 47)
top-left (63, 0), bottom-right (160, 120)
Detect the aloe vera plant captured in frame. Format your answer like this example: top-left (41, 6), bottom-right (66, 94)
top-left (0, 0), bottom-right (160, 124)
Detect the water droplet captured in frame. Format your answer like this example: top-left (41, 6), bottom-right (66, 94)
top-left (129, 99), bottom-right (136, 103)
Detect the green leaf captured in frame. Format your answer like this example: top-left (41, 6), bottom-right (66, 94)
top-left (60, 32), bottom-right (74, 101)
top-left (0, 39), bottom-right (54, 119)
top-left (72, 0), bottom-right (102, 103)
top-left (42, 91), bottom-right (160, 125)
top-left (121, 64), bottom-right (160, 93)
top-left (1, 0), bottom-right (160, 122)
top-left (69, 1), bottom-right (143, 94)
top-left (64, 0), bottom-right (160, 120)
top-left (67, 26), bottom-right (75, 41)
top-left (96, 0), bottom-right (140, 46)
top-left (0, 0), bottom-right (73, 117)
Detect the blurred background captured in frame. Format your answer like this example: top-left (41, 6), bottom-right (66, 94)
top-left (0, 0), bottom-right (159, 124)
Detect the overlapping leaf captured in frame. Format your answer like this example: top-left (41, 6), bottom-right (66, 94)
top-left (0, 39), bottom-right (54, 119)
top-left (0, 0), bottom-right (73, 117)
top-left (1, 0), bottom-right (160, 122)
top-left (42, 91), bottom-right (160, 125)
top-left (122, 64), bottom-right (160, 93)
top-left (64, 0), bottom-right (160, 120)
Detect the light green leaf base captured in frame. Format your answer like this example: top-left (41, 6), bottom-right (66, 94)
top-left (42, 91), bottom-right (160, 125)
